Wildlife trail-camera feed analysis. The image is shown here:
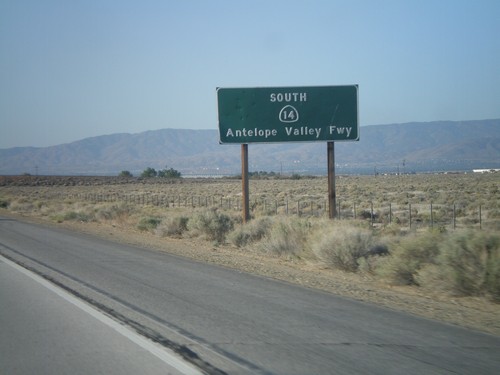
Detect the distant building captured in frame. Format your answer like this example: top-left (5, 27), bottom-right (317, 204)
top-left (473, 169), bottom-right (500, 173)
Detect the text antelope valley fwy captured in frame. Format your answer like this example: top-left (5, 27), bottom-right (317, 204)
top-left (224, 125), bottom-right (353, 140)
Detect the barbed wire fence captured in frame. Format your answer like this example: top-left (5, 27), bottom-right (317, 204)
top-left (60, 191), bottom-right (495, 231)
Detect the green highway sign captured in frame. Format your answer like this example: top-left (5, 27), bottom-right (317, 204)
top-left (217, 85), bottom-right (359, 144)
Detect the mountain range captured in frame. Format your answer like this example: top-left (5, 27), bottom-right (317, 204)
top-left (1, 119), bottom-right (499, 176)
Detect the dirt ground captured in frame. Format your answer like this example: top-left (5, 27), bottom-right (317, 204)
top-left (5, 210), bottom-right (498, 337)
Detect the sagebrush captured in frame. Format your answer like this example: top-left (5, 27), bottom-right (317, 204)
top-left (188, 209), bottom-right (234, 243)
top-left (312, 222), bottom-right (378, 272)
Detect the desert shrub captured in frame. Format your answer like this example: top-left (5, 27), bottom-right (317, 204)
top-left (376, 229), bottom-right (442, 285)
top-left (486, 257), bottom-right (500, 302)
top-left (51, 210), bottom-right (94, 223)
top-left (312, 222), bottom-right (377, 272)
top-left (9, 199), bottom-right (35, 213)
top-left (137, 216), bottom-right (161, 232)
top-left (379, 223), bottom-right (407, 237)
top-left (438, 230), bottom-right (500, 300)
top-left (188, 209), bottom-right (234, 243)
top-left (414, 264), bottom-right (447, 292)
top-left (488, 208), bottom-right (500, 219)
top-left (65, 211), bottom-right (93, 222)
top-left (34, 200), bottom-right (45, 210)
top-left (358, 210), bottom-right (375, 220)
top-left (95, 203), bottom-right (132, 221)
top-left (158, 166), bottom-right (181, 178)
top-left (140, 167), bottom-right (157, 178)
top-left (0, 198), bottom-right (10, 208)
top-left (156, 215), bottom-right (189, 238)
top-left (50, 214), bottom-right (65, 223)
top-left (118, 170), bottom-right (133, 177)
top-left (229, 216), bottom-right (272, 247)
top-left (259, 217), bottom-right (309, 257)
top-left (357, 255), bottom-right (384, 274)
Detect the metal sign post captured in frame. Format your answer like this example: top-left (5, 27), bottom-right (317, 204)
top-left (327, 142), bottom-right (337, 219)
top-left (241, 144), bottom-right (250, 223)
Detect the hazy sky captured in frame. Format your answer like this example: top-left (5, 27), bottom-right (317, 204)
top-left (1, 0), bottom-right (499, 148)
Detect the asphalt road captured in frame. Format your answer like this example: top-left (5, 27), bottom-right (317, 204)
top-left (0, 255), bottom-right (202, 375)
top-left (1, 215), bottom-right (499, 374)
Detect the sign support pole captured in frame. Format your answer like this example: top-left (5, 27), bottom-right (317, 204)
top-left (327, 141), bottom-right (337, 219)
top-left (241, 144), bottom-right (250, 223)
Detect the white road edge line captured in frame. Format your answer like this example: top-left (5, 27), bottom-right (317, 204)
top-left (1, 255), bottom-right (203, 375)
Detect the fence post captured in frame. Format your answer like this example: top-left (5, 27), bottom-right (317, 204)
top-left (430, 202), bottom-right (433, 228)
top-left (479, 205), bottom-right (482, 230)
top-left (453, 203), bottom-right (456, 230)
top-left (370, 202), bottom-right (374, 226)
top-left (389, 203), bottom-right (392, 224)
top-left (409, 203), bottom-right (412, 229)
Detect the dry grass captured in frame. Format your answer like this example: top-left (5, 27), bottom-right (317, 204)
top-left (4, 173), bottom-right (499, 227)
